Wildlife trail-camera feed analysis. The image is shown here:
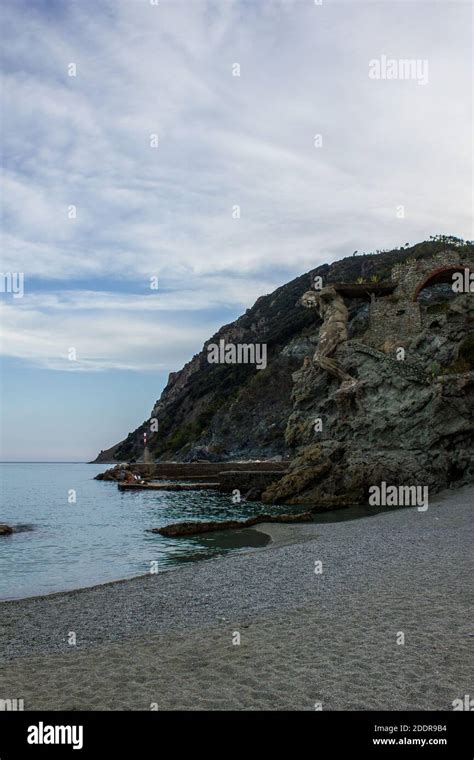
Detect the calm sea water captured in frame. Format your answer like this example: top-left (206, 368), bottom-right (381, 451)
top-left (0, 463), bottom-right (281, 600)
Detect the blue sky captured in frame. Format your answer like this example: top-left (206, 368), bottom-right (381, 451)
top-left (0, 0), bottom-right (472, 461)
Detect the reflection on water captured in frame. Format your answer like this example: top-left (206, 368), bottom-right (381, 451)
top-left (166, 527), bottom-right (271, 564)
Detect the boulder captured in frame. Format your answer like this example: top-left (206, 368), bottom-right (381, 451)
top-left (0, 524), bottom-right (13, 536)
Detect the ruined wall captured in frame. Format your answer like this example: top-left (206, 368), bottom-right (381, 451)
top-left (366, 250), bottom-right (473, 347)
top-left (368, 298), bottom-right (421, 346)
top-left (391, 250), bottom-right (473, 300)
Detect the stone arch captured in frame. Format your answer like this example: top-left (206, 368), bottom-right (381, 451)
top-left (413, 265), bottom-right (473, 301)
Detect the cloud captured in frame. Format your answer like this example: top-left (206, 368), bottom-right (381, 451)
top-left (0, 271), bottom-right (284, 371)
top-left (0, 295), bottom-right (216, 372)
top-left (0, 0), bottom-right (472, 373)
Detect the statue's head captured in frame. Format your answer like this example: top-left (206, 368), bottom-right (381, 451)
top-left (300, 290), bottom-right (320, 309)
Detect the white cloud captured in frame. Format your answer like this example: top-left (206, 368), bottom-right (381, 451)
top-left (0, 296), bottom-right (216, 372)
top-left (0, 273), bottom-right (283, 371)
top-left (0, 0), bottom-right (472, 372)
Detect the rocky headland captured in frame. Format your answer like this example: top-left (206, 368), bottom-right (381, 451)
top-left (94, 238), bottom-right (474, 509)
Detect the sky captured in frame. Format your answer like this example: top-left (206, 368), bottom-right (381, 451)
top-left (0, 0), bottom-right (472, 461)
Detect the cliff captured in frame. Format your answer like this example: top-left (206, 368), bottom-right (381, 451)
top-left (93, 237), bottom-right (474, 507)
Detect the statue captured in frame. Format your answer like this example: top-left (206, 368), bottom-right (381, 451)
top-left (300, 285), bottom-right (356, 384)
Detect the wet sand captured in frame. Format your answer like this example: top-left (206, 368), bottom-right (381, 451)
top-left (0, 486), bottom-right (472, 710)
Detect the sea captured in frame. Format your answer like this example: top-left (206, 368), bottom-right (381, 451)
top-left (0, 462), bottom-right (281, 600)
top-left (0, 462), bottom-right (394, 601)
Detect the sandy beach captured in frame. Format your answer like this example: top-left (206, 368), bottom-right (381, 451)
top-left (0, 486), bottom-right (472, 711)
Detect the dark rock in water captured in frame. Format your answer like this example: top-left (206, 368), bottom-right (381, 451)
top-left (0, 524), bottom-right (34, 535)
top-left (95, 465), bottom-right (142, 483)
top-left (152, 512), bottom-right (312, 537)
top-left (11, 524), bottom-right (34, 533)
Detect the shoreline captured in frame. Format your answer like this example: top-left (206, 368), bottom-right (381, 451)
top-left (0, 526), bottom-right (274, 605)
top-left (1, 498), bottom-right (422, 605)
top-left (1, 485), bottom-right (472, 710)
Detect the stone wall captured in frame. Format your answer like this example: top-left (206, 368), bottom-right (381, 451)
top-left (366, 250), bottom-right (473, 347)
top-left (391, 250), bottom-right (473, 301)
top-left (368, 298), bottom-right (421, 346)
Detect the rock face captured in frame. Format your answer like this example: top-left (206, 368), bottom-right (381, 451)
top-left (262, 252), bottom-right (474, 507)
top-left (93, 239), bottom-right (474, 512)
top-left (94, 272), bottom-right (314, 463)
